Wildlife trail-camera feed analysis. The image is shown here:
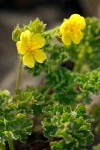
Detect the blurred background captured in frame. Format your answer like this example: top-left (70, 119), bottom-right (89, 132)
top-left (0, 0), bottom-right (100, 91)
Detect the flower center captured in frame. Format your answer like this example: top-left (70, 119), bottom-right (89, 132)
top-left (27, 43), bottom-right (35, 53)
top-left (68, 23), bottom-right (76, 32)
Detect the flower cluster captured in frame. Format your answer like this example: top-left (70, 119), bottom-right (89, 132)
top-left (14, 14), bottom-right (86, 68)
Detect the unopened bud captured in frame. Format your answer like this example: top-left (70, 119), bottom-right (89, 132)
top-left (12, 25), bottom-right (21, 42)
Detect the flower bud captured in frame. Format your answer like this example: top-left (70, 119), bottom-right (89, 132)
top-left (12, 25), bottom-right (21, 42)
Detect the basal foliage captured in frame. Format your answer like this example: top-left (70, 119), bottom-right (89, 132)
top-left (42, 104), bottom-right (93, 150)
top-left (0, 90), bottom-right (32, 146)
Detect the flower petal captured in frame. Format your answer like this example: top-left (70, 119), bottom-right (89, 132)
top-left (33, 49), bottom-right (47, 63)
top-left (60, 19), bottom-right (69, 34)
top-left (20, 30), bottom-right (31, 44)
top-left (71, 31), bottom-right (83, 44)
top-left (16, 41), bottom-right (27, 54)
top-left (69, 14), bottom-right (86, 30)
top-left (62, 32), bottom-right (71, 45)
top-left (31, 33), bottom-right (45, 50)
top-left (23, 53), bottom-right (35, 68)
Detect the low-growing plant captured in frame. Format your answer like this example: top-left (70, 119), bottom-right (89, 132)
top-left (0, 14), bottom-right (100, 150)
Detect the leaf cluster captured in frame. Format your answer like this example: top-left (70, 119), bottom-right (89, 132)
top-left (42, 104), bottom-right (93, 150)
top-left (46, 67), bottom-right (78, 105)
top-left (0, 90), bottom-right (33, 144)
top-left (14, 86), bottom-right (52, 117)
top-left (46, 67), bottom-right (100, 105)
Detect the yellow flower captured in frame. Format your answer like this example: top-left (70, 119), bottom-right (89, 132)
top-left (16, 30), bottom-right (47, 68)
top-left (60, 14), bottom-right (86, 45)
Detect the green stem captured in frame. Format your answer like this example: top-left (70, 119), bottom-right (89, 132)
top-left (73, 46), bottom-right (85, 73)
top-left (8, 138), bottom-right (15, 150)
top-left (0, 143), bottom-right (6, 150)
top-left (16, 56), bottom-right (22, 90)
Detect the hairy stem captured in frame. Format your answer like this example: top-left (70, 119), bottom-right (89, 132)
top-left (73, 45), bottom-right (86, 72)
top-left (16, 56), bottom-right (22, 90)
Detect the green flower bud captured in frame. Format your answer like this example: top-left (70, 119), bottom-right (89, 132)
top-left (12, 25), bottom-right (21, 42)
top-left (29, 17), bottom-right (46, 33)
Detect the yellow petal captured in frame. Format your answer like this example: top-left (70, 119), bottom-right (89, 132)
top-left (69, 14), bottom-right (86, 30)
top-left (33, 49), bottom-right (47, 63)
top-left (71, 31), bottom-right (83, 44)
top-left (60, 19), bottom-right (69, 34)
top-left (23, 53), bottom-right (35, 68)
top-left (16, 41), bottom-right (27, 54)
top-left (20, 30), bottom-right (31, 44)
top-left (62, 32), bottom-right (71, 45)
top-left (31, 33), bottom-right (45, 50)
